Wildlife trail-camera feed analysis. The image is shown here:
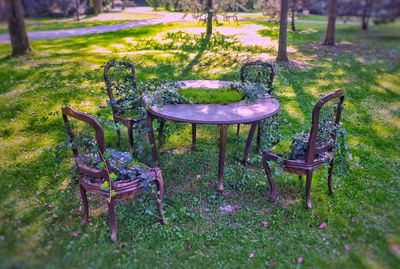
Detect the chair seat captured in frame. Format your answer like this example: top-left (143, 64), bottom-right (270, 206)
top-left (80, 167), bottom-right (161, 198)
top-left (264, 150), bottom-right (333, 175)
top-left (80, 148), bottom-right (154, 193)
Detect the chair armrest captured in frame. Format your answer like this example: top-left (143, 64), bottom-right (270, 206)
top-left (114, 114), bottom-right (146, 127)
top-left (126, 116), bottom-right (146, 123)
top-left (262, 150), bottom-right (282, 162)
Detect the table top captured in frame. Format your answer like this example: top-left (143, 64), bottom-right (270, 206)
top-left (147, 80), bottom-right (280, 125)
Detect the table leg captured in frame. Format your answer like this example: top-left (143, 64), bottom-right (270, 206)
top-left (158, 118), bottom-right (165, 146)
top-left (146, 114), bottom-right (159, 166)
top-left (243, 122), bottom-right (258, 164)
top-left (191, 123), bottom-right (197, 150)
top-left (217, 124), bottom-right (228, 192)
top-left (256, 121), bottom-right (264, 151)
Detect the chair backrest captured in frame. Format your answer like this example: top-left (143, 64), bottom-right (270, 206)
top-left (62, 106), bottom-right (110, 179)
top-left (240, 61), bottom-right (275, 90)
top-left (305, 89), bottom-right (345, 163)
top-left (104, 60), bottom-right (136, 115)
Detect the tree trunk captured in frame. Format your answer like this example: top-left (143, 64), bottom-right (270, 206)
top-left (111, 0), bottom-right (115, 9)
top-left (291, 2), bottom-right (296, 31)
top-left (174, 0), bottom-right (180, 11)
top-left (206, 0), bottom-right (213, 36)
top-left (362, 16), bottom-right (368, 30)
top-left (323, 0), bottom-right (336, 46)
top-left (93, 0), bottom-right (102, 15)
top-left (75, 0), bottom-right (80, 21)
top-left (122, 0), bottom-right (126, 11)
top-left (361, 0), bottom-right (372, 31)
top-left (276, 0), bottom-right (289, 62)
top-left (5, 0), bottom-right (31, 57)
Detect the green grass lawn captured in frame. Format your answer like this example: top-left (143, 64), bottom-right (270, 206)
top-left (0, 13), bottom-right (161, 34)
top-left (0, 20), bottom-right (399, 268)
top-left (179, 87), bottom-right (244, 104)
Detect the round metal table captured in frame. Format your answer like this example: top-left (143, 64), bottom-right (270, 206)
top-left (145, 80), bottom-right (280, 192)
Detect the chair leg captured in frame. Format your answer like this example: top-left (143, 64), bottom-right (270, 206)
top-left (79, 184), bottom-right (89, 225)
top-left (262, 159), bottom-right (277, 202)
top-left (108, 198), bottom-right (117, 242)
top-left (146, 115), bottom-right (159, 165)
top-left (242, 122), bottom-right (257, 164)
top-left (158, 119), bottom-right (165, 146)
top-left (127, 125), bottom-right (134, 155)
top-left (256, 121), bottom-right (264, 151)
top-left (116, 123), bottom-right (121, 147)
top-left (236, 124), bottom-right (240, 136)
top-left (327, 158), bottom-right (334, 195)
top-left (191, 123), bottom-right (196, 150)
top-left (153, 169), bottom-right (164, 224)
top-left (305, 170), bottom-right (313, 209)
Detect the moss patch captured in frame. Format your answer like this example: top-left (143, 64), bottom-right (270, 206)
top-left (179, 87), bottom-right (244, 104)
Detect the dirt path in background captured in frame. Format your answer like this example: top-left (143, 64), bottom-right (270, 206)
top-left (0, 8), bottom-right (358, 43)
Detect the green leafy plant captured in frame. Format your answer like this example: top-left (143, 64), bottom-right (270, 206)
top-left (81, 147), bottom-right (154, 202)
top-left (105, 59), bottom-right (145, 119)
top-left (236, 81), bottom-right (271, 102)
top-left (287, 116), bottom-right (352, 176)
top-left (61, 128), bottom-right (154, 203)
top-left (260, 115), bottom-right (282, 149)
top-left (141, 80), bottom-right (190, 108)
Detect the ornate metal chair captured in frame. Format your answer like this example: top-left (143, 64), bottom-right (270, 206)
top-left (62, 106), bottom-right (164, 242)
top-left (104, 60), bottom-right (146, 155)
top-left (262, 89), bottom-right (345, 209)
top-left (238, 61), bottom-right (276, 150)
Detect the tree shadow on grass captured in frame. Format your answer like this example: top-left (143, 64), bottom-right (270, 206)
top-left (180, 35), bottom-right (210, 78)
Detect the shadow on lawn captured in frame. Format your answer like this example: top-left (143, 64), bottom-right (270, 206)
top-left (180, 34), bottom-right (210, 78)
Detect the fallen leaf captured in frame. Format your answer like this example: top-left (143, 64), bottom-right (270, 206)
top-left (260, 221), bottom-right (269, 228)
top-left (71, 231), bottom-right (79, 237)
top-left (390, 244), bottom-right (400, 256)
top-left (118, 242), bottom-right (127, 250)
top-left (195, 174), bottom-right (202, 180)
top-left (297, 256), bottom-right (304, 264)
top-left (319, 222), bottom-right (327, 229)
top-left (248, 252), bottom-right (254, 258)
top-left (344, 244), bottom-right (351, 252)
top-left (187, 243), bottom-right (193, 249)
top-left (351, 217), bottom-right (359, 222)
